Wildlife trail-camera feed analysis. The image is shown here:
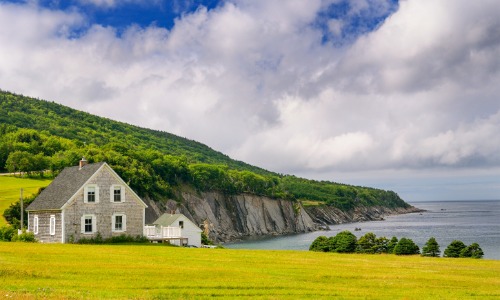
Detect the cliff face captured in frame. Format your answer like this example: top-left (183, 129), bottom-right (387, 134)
top-left (145, 192), bottom-right (421, 243)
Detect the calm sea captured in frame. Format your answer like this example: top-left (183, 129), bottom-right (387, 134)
top-left (225, 200), bottom-right (500, 260)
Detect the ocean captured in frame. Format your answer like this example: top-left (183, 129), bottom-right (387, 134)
top-left (225, 200), bottom-right (500, 260)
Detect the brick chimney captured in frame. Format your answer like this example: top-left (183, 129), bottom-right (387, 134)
top-left (79, 157), bottom-right (88, 170)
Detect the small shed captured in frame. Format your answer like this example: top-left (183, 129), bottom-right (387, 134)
top-left (152, 214), bottom-right (202, 247)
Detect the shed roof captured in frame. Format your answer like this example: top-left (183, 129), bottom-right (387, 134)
top-left (26, 162), bottom-right (105, 211)
top-left (153, 214), bottom-right (202, 232)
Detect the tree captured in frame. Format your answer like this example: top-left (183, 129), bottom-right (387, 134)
top-left (460, 243), bottom-right (484, 259)
top-left (421, 237), bottom-right (440, 257)
top-left (374, 236), bottom-right (390, 254)
top-left (329, 231), bottom-right (357, 253)
top-left (444, 240), bottom-right (466, 258)
top-left (387, 236), bottom-right (398, 254)
top-left (357, 232), bottom-right (377, 254)
top-left (394, 238), bottom-right (420, 255)
top-left (309, 236), bottom-right (330, 252)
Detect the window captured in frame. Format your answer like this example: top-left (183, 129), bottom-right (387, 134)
top-left (81, 215), bottom-right (96, 234)
top-left (84, 185), bottom-right (99, 203)
top-left (112, 213), bottom-right (126, 232)
top-left (50, 215), bottom-right (56, 235)
top-left (110, 185), bottom-right (125, 202)
top-left (179, 221), bottom-right (184, 229)
top-left (88, 187), bottom-right (95, 202)
top-left (33, 215), bottom-right (39, 235)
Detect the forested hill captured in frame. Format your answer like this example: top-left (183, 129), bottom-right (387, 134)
top-left (0, 90), bottom-right (410, 210)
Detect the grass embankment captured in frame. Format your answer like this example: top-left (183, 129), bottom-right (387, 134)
top-left (0, 176), bottom-right (51, 225)
top-left (1, 243), bottom-right (499, 299)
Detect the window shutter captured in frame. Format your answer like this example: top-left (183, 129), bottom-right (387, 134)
top-left (92, 215), bottom-right (97, 233)
top-left (50, 215), bottom-right (56, 235)
top-left (34, 216), bottom-right (39, 234)
top-left (122, 186), bottom-right (125, 202)
top-left (83, 186), bottom-right (88, 202)
top-left (94, 186), bottom-right (100, 203)
top-left (122, 214), bottom-right (127, 231)
top-left (80, 215), bottom-right (85, 233)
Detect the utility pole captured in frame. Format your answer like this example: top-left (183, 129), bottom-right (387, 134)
top-left (20, 188), bottom-right (23, 232)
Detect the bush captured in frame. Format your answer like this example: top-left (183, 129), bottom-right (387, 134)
top-left (387, 237), bottom-right (398, 254)
top-left (444, 240), bottom-right (466, 258)
top-left (0, 225), bottom-right (16, 241)
top-left (394, 238), bottom-right (420, 255)
top-left (201, 232), bottom-right (213, 245)
top-left (421, 237), bottom-right (440, 257)
top-left (309, 236), bottom-right (329, 252)
top-left (460, 243), bottom-right (484, 259)
top-left (77, 233), bottom-right (148, 244)
top-left (11, 230), bottom-right (36, 242)
top-left (330, 231), bottom-right (357, 253)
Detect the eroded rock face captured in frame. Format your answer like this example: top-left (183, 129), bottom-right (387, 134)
top-left (144, 192), bottom-right (421, 243)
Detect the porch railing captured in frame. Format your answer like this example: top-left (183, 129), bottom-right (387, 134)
top-left (144, 225), bottom-right (181, 239)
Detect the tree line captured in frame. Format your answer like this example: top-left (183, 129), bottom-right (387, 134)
top-left (309, 231), bottom-right (484, 258)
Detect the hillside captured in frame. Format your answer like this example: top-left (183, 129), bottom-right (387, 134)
top-left (0, 90), bottom-right (413, 236)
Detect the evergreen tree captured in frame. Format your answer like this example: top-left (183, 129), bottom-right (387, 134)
top-left (421, 237), bottom-right (440, 257)
top-left (444, 240), bottom-right (466, 258)
top-left (330, 231), bottom-right (357, 253)
top-left (459, 243), bottom-right (484, 259)
top-left (309, 236), bottom-right (330, 252)
top-left (357, 232), bottom-right (377, 254)
top-left (394, 237), bottom-right (420, 255)
top-left (387, 236), bottom-right (398, 254)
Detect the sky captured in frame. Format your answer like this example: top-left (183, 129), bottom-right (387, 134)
top-left (0, 0), bottom-right (499, 202)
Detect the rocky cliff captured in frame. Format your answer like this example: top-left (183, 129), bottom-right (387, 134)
top-left (145, 192), bottom-right (421, 243)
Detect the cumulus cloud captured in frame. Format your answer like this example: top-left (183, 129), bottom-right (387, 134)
top-left (1, 0), bottom-right (500, 200)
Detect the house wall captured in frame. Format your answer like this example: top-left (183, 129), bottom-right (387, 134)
top-left (177, 215), bottom-right (202, 247)
top-left (63, 167), bottom-right (145, 242)
top-left (28, 211), bottom-right (62, 243)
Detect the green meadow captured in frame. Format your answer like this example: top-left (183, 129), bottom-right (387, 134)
top-left (0, 176), bottom-right (52, 225)
top-left (1, 243), bottom-right (499, 299)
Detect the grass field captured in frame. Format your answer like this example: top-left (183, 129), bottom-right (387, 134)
top-left (0, 243), bottom-right (499, 299)
top-left (0, 176), bottom-right (52, 226)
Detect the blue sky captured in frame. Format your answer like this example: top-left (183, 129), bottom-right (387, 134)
top-left (1, 0), bottom-right (499, 201)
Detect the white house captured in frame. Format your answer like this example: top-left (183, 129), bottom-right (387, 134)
top-left (145, 213), bottom-right (203, 247)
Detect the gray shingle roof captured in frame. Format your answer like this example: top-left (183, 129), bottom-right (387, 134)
top-left (26, 162), bottom-right (105, 211)
top-left (152, 214), bottom-right (182, 227)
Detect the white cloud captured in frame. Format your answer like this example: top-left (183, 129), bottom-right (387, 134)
top-left (0, 0), bottom-right (500, 200)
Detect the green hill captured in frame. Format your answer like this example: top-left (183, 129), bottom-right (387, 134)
top-left (0, 90), bottom-right (410, 210)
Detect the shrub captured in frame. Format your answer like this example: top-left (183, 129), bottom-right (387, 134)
top-left (444, 240), bottom-right (466, 258)
top-left (387, 237), bottom-right (398, 254)
top-left (394, 238), bottom-right (420, 255)
top-left (421, 237), bottom-right (440, 257)
top-left (460, 243), bottom-right (484, 259)
top-left (309, 236), bottom-right (330, 252)
top-left (0, 225), bottom-right (16, 241)
top-left (330, 231), bottom-right (357, 253)
top-left (357, 232), bottom-right (377, 254)
top-left (201, 232), bottom-right (213, 245)
top-left (11, 230), bottom-right (36, 242)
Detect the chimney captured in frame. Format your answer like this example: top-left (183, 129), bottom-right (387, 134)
top-left (79, 157), bottom-right (88, 170)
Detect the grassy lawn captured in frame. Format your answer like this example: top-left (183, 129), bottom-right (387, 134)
top-left (0, 243), bottom-right (499, 299)
top-left (0, 176), bottom-right (52, 226)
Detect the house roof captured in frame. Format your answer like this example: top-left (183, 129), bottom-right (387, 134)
top-left (153, 214), bottom-right (202, 231)
top-left (26, 162), bottom-right (106, 211)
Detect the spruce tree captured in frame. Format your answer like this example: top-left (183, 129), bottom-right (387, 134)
top-left (460, 243), bottom-right (484, 259)
top-left (444, 240), bottom-right (466, 258)
top-left (421, 237), bottom-right (440, 257)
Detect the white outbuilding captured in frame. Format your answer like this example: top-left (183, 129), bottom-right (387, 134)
top-left (151, 213), bottom-right (203, 247)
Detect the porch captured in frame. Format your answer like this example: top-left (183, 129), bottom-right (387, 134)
top-left (144, 225), bottom-right (188, 245)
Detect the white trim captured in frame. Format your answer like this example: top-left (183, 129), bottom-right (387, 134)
top-left (61, 163), bottom-right (107, 210)
top-left (81, 214), bottom-right (96, 234)
top-left (33, 215), bottom-right (39, 235)
top-left (83, 184), bottom-right (99, 203)
top-left (112, 213), bottom-right (126, 232)
top-left (61, 210), bottom-right (65, 243)
top-left (110, 185), bottom-right (125, 203)
top-left (49, 215), bottom-right (56, 236)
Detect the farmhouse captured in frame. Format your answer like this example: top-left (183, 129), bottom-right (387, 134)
top-left (26, 159), bottom-right (148, 243)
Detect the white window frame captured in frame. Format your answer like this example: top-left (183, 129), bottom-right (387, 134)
top-left (84, 184), bottom-right (99, 203)
top-left (110, 185), bottom-right (125, 203)
top-left (49, 215), bottom-right (56, 236)
top-left (33, 215), bottom-right (39, 235)
top-left (112, 213), bottom-right (126, 232)
top-left (81, 214), bottom-right (96, 234)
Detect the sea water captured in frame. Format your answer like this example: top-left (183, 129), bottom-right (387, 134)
top-left (225, 200), bottom-right (500, 260)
